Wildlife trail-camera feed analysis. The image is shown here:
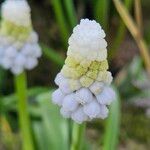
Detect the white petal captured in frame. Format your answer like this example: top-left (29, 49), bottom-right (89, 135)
top-left (62, 93), bottom-right (78, 112)
top-left (60, 107), bottom-right (71, 118)
top-left (89, 81), bottom-right (105, 95)
top-left (96, 87), bottom-right (116, 105)
top-left (71, 107), bottom-right (88, 124)
top-left (75, 88), bottom-right (93, 104)
top-left (83, 101), bottom-right (100, 119)
top-left (52, 89), bottom-right (65, 106)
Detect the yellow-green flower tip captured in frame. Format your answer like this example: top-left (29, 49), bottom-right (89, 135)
top-left (99, 60), bottom-right (108, 71)
top-left (76, 65), bottom-right (87, 76)
top-left (80, 75), bottom-right (94, 87)
top-left (97, 71), bottom-right (112, 84)
top-left (69, 79), bottom-right (81, 91)
top-left (0, 20), bottom-right (31, 41)
top-left (89, 61), bottom-right (100, 70)
top-left (65, 56), bottom-right (79, 67)
top-left (86, 70), bottom-right (98, 80)
top-left (61, 65), bottom-right (81, 79)
top-left (80, 59), bottom-right (91, 68)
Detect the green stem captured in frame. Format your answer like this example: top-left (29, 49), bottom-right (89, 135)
top-left (14, 72), bottom-right (34, 150)
top-left (71, 123), bottom-right (86, 150)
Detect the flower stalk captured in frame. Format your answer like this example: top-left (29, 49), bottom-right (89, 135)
top-left (15, 72), bottom-right (34, 150)
top-left (71, 123), bottom-right (86, 150)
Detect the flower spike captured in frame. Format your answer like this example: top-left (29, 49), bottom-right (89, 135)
top-left (0, 0), bottom-right (41, 74)
top-left (52, 19), bottom-right (116, 124)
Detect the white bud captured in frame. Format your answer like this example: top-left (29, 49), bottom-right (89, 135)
top-left (27, 32), bottom-right (38, 43)
top-left (4, 47), bottom-right (17, 58)
top-left (52, 89), bottom-right (65, 106)
top-left (71, 107), bottom-right (88, 124)
top-left (14, 54), bottom-right (26, 67)
top-left (96, 87), bottom-right (116, 105)
top-left (32, 45), bottom-right (42, 57)
top-left (59, 79), bottom-right (73, 94)
top-left (54, 73), bottom-right (65, 86)
top-left (1, 57), bottom-right (12, 69)
top-left (75, 88), bottom-right (93, 104)
top-left (83, 101), bottom-right (100, 119)
top-left (24, 57), bottom-right (38, 70)
top-left (62, 93), bottom-right (78, 112)
top-left (21, 44), bottom-right (32, 56)
top-left (89, 81), bottom-right (105, 95)
top-left (0, 47), bottom-right (4, 57)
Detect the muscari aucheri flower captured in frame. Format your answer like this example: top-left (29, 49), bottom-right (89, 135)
top-left (52, 19), bottom-right (116, 124)
top-left (0, 0), bottom-right (42, 74)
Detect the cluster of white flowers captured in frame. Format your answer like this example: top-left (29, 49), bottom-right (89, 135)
top-left (52, 19), bottom-right (116, 124)
top-left (0, 0), bottom-right (41, 74)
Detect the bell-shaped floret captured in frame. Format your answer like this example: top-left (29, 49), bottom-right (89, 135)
top-left (96, 87), bottom-right (116, 105)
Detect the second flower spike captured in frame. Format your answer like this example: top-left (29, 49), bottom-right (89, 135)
top-left (0, 0), bottom-right (42, 74)
top-left (52, 19), bottom-right (116, 124)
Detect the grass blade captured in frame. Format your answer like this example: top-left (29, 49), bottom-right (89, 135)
top-left (41, 44), bottom-right (64, 66)
top-left (94, 0), bottom-right (110, 30)
top-left (50, 0), bottom-right (70, 45)
top-left (64, 0), bottom-right (77, 28)
top-left (37, 91), bottom-right (69, 150)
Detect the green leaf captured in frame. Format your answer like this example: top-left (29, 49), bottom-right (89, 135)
top-left (103, 86), bottom-right (121, 150)
top-left (41, 44), bottom-right (64, 66)
top-left (32, 121), bottom-right (49, 150)
top-left (2, 87), bottom-right (49, 112)
top-left (63, 0), bottom-right (77, 28)
top-left (50, 0), bottom-right (70, 45)
top-left (36, 91), bottom-right (69, 150)
top-left (0, 67), bottom-right (7, 95)
top-left (94, 0), bottom-right (110, 30)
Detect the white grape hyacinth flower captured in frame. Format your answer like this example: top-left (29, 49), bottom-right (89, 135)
top-left (0, 0), bottom-right (42, 75)
top-left (52, 19), bottom-right (116, 124)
